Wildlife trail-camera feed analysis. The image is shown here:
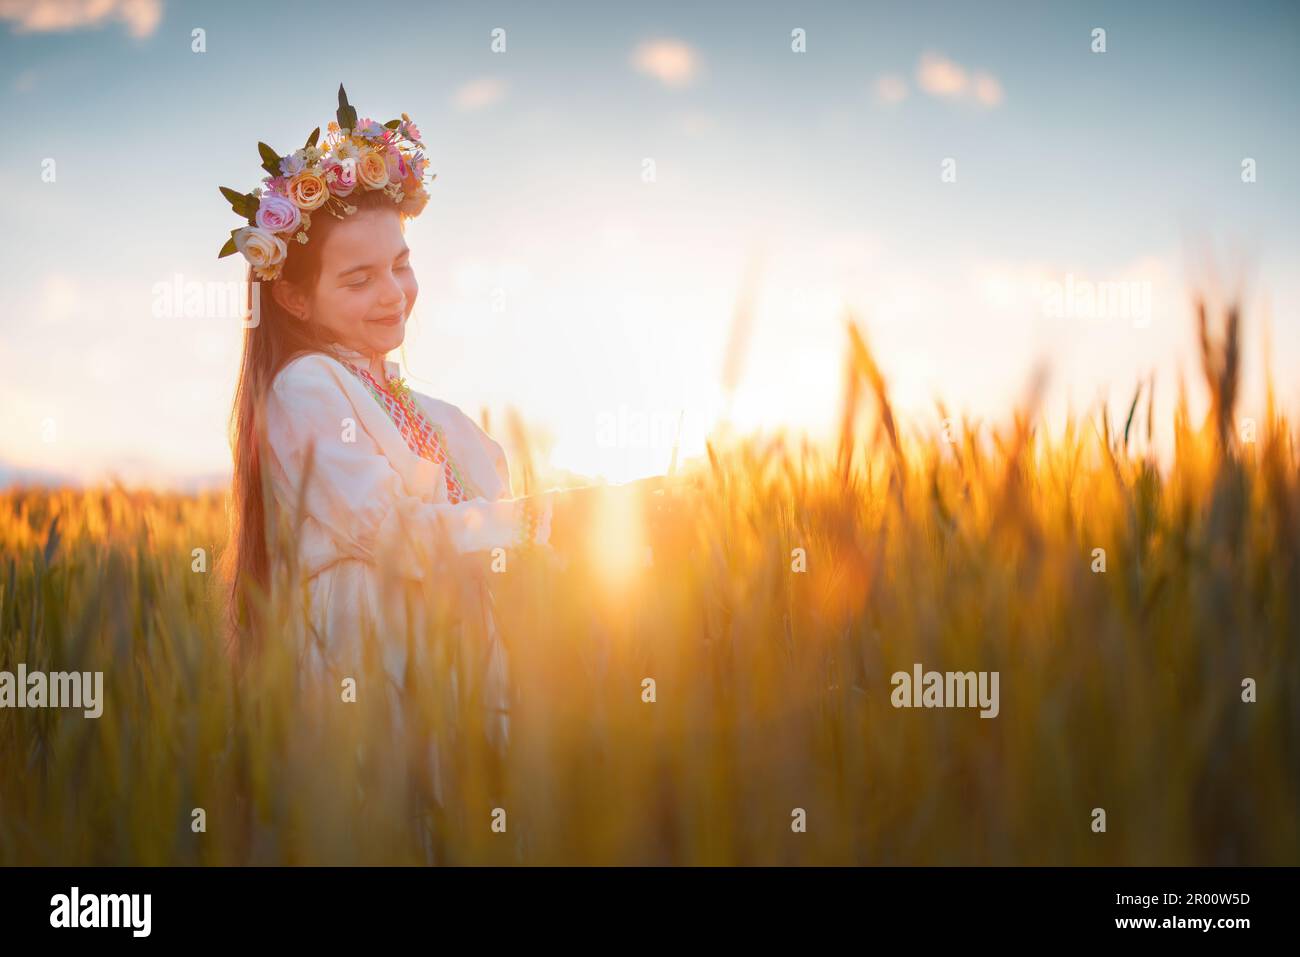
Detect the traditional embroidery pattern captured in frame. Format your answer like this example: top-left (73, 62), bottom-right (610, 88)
top-left (339, 359), bottom-right (479, 503)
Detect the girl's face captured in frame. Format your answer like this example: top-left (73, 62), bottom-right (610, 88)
top-left (283, 207), bottom-right (418, 358)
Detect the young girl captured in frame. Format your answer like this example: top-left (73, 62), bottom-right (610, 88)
top-left (220, 89), bottom-right (559, 757)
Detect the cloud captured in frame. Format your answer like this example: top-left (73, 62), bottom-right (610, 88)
top-left (915, 51), bottom-right (1003, 107)
top-left (631, 38), bottom-right (699, 88)
top-left (452, 77), bottom-right (507, 112)
top-left (972, 71), bottom-right (1004, 107)
top-left (874, 73), bottom-right (908, 105)
top-left (0, 0), bottom-right (163, 38)
top-left (916, 51), bottom-right (968, 98)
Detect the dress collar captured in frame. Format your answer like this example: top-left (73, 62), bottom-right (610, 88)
top-left (326, 344), bottom-right (401, 381)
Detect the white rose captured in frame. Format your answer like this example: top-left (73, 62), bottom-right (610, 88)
top-left (234, 226), bottom-right (287, 270)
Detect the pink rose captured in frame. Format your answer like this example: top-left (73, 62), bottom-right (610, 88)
top-left (383, 146), bottom-right (408, 183)
top-left (325, 158), bottom-right (357, 197)
top-left (254, 193), bottom-right (301, 234)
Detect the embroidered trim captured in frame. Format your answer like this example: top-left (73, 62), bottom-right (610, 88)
top-left (338, 359), bottom-right (482, 503)
top-left (512, 495), bottom-right (549, 548)
top-left (514, 497), bottom-right (539, 548)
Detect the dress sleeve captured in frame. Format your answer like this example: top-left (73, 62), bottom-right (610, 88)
top-left (264, 355), bottom-right (551, 574)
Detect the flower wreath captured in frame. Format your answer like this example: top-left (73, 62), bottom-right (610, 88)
top-left (217, 84), bottom-right (433, 281)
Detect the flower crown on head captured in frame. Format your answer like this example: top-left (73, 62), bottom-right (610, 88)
top-left (217, 84), bottom-right (434, 281)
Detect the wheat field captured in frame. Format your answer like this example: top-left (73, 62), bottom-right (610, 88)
top-left (1, 300), bottom-right (1297, 865)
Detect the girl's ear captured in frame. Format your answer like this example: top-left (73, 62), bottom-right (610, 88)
top-left (271, 278), bottom-right (310, 321)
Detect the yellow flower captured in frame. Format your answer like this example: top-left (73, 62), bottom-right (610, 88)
top-left (286, 170), bottom-right (329, 211)
top-left (356, 151), bottom-right (389, 190)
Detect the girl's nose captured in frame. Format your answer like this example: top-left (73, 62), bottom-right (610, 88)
top-left (377, 270), bottom-right (405, 307)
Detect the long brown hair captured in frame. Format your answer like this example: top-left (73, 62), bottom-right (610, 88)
top-left (221, 189), bottom-right (406, 662)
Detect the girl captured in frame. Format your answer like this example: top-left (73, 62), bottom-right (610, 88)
top-left (220, 92), bottom-right (560, 760)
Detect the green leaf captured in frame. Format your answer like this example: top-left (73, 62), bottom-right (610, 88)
top-left (1123, 382), bottom-right (1142, 450)
top-left (219, 227), bottom-right (242, 258)
top-left (258, 141), bottom-right (280, 176)
top-left (336, 83), bottom-right (357, 132)
top-left (305, 126), bottom-right (320, 148)
top-left (43, 514), bottom-right (60, 566)
top-left (220, 186), bottom-right (261, 219)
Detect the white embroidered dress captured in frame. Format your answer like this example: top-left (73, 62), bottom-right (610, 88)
top-left (262, 345), bottom-right (550, 762)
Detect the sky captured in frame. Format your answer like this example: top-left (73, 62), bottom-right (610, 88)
top-left (1, 0), bottom-right (1298, 487)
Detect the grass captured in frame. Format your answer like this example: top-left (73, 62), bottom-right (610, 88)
top-left (1, 295), bottom-right (1297, 865)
